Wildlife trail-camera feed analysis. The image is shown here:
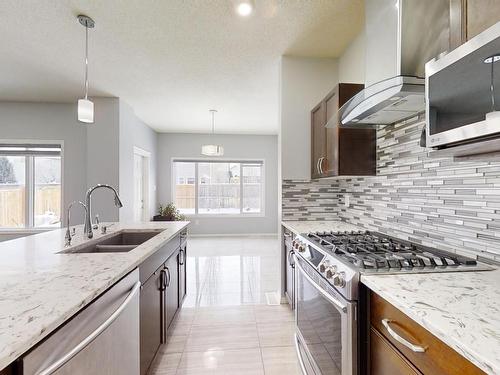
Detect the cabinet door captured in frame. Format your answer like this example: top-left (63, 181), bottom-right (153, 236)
top-left (324, 89), bottom-right (339, 177)
top-left (165, 251), bottom-right (179, 328)
top-left (370, 327), bottom-right (421, 375)
top-left (311, 102), bottom-right (326, 179)
top-left (178, 244), bottom-right (187, 305)
top-left (140, 269), bottom-right (163, 375)
top-left (466, 0), bottom-right (500, 40)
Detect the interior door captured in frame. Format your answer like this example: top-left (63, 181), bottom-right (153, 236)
top-left (165, 251), bottom-right (179, 328)
top-left (133, 153), bottom-right (145, 222)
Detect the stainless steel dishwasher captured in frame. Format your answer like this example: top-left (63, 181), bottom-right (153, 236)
top-left (19, 269), bottom-right (140, 375)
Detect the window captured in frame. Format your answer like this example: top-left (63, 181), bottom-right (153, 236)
top-left (0, 144), bottom-right (62, 229)
top-left (173, 160), bottom-right (264, 215)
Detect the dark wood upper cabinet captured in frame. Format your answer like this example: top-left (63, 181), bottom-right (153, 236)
top-left (311, 83), bottom-right (376, 179)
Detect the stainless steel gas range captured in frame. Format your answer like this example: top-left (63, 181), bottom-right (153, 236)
top-left (293, 230), bottom-right (493, 375)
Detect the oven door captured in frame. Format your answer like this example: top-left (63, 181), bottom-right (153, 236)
top-left (295, 257), bottom-right (357, 375)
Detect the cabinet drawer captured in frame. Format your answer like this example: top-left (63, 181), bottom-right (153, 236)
top-left (370, 326), bottom-right (421, 375)
top-left (370, 292), bottom-right (485, 375)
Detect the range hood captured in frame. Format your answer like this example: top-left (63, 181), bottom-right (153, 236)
top-left (339, 0), bottom-right (453, 128)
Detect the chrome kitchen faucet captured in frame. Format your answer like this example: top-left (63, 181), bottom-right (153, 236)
top-left (84, 184), bottom-right (123, 239)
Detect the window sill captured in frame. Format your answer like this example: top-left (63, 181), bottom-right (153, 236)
top-left (184, 213), bottom-right (265, 219)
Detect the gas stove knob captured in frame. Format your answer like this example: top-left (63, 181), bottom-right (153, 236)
top-left (325, 266), bottom-right (337, 279)
top-left (319, 262), bottom-right (328, 273)
top-left (324, 265), bottom-right (337, 278)
top-left (298, 244), bottom-right (306, 252)
top-left (332, 272), bottom-right (346, 287)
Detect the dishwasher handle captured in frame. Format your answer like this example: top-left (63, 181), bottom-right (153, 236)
top-left (37, 281), bottom-right (141, 375)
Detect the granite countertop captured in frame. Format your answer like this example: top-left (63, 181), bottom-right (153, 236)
top-left (0, 221), bottom-right (189, 371)
top-left (282, 220), bottom-right (362, 234)
top-left (362, 271), bottom-right (500, 374)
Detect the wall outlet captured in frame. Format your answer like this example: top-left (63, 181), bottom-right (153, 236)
top-left (344, 194), bottom-right (350, 208)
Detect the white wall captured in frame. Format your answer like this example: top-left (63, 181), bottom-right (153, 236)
top-left (0, 102), bottom-right (87, 235)
top-left (338, 32), bottom-right (366, 83)
top-left (280, 56), bottom-right (339, 180)
top-left (119, 101), bottom-right (158, 222)
top-left (86, 98), bottom-right (121, 223)
top-left (157, 133), bottom-right (279, 235)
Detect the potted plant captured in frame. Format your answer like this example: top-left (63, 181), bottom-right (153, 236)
top-left (153, 203), bottom-right (186, 221)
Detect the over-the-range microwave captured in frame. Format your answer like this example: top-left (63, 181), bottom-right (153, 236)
top-left (426, 22), bottom-right (500, 150)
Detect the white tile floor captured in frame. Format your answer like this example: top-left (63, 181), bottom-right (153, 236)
top-left (149, 236), bottom-right (301, 375)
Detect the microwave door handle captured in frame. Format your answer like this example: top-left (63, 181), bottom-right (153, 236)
top-left (296, 260), bottom-right (347, 313)
top-left (37, 281), bottom-right (141, 375)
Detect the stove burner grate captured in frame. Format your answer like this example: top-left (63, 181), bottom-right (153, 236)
top-left (306, 230), bottom-right (476, 270)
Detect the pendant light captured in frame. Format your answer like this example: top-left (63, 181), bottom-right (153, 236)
top-left (77, 15), bottom-right (95, 123)
top-left (201, 110), bottom-right (224, 156)
top-left (484, 54), bottom-right (500, 127)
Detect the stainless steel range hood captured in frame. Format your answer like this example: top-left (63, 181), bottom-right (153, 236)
top-left (339, 0), bottom-right (452, 128)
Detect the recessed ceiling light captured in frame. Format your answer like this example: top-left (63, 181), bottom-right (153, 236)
top-left (236, 1), bottom-right (253, 16)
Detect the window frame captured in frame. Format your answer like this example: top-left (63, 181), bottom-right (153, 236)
top-left (171, 157), bottom-right (265, 218)
top-left (0, 139), bottom-right (64, 232)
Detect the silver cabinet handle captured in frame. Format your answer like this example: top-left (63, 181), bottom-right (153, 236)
top-left (165, 266), bottom-right (171, 287)
top-left (316, 158), bottom-right (321, 175)
top-left (160, 269), bottom-right (167, 291)
top-left (179, 249), bottom-right (185, 266)
top-left (288, 250), bottom-right (295, 269)
top-left (381, 319), bottom-right (426, 353)
top-left (38, 280), bottom-right (141, 375)
top-left (319, 157), bottom-right (325, 174)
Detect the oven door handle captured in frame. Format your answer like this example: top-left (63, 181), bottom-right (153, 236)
top-left (294, 333), bottom-right (308, 375)
top-left (296, 259), bottom-right (347, 313)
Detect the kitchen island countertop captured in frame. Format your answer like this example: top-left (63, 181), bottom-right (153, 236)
top-left (0, 221), bottom-right (189, 371)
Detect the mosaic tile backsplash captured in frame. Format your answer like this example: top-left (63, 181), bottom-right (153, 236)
top-left (282, 116), bottom-right (500, 260)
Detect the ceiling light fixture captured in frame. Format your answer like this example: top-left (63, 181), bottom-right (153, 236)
top-left (235, 0), bottom-right (254, 17)
top-left (77, 15), bottom-right (95, 124)
top-left (484, 54), bottom-right (500, 127)
top-left (201, 110), bottom-right (224, 156)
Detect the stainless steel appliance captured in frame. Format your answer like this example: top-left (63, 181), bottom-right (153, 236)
top-left (20, 269), bottom-right (140, 375)
top-left (339, 0), bottom-right (452, 128)
top-left (426, 22), bottom-right (500, 152)
top-left (293, 231), bottom-right (493, 375)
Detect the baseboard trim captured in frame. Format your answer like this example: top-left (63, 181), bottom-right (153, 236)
top-left (188, 233), bottom-right (279, 238)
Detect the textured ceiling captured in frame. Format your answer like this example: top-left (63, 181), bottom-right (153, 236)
top-left (0, 0), bottom-right (363, 134)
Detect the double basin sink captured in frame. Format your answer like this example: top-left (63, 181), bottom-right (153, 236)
top-left (60, 230), bottom-right (162, 254)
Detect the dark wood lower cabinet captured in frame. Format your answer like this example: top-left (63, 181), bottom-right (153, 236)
top-left (140, 267), bottom-right (163, 375)
top-left (165, 251), bottom-right (179, 328)
top-left (178, 243), bottom-right (187, 306)
top-left (369, 292), bottom-right (485, 375)
top-left (139, 234), bottom-right (186, 375)
top-left (370, 327), bottom-right (421, 375)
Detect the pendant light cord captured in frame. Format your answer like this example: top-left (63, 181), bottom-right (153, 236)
top-left (84, 22), bottom-right (89, 100)
top-left (491, 58), bottom-right (496, 112)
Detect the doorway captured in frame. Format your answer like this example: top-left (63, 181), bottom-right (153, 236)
top-left (133, 147), bottom-right (150, 222)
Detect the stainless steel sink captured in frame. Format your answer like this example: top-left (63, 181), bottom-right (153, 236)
top-left (60, 230), bottom-right (162, 254)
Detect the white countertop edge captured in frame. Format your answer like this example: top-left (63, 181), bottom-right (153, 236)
top-left (361, 275), bottom-right (498, 375)
top-left (0, 221), bottom-right (189, 371)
